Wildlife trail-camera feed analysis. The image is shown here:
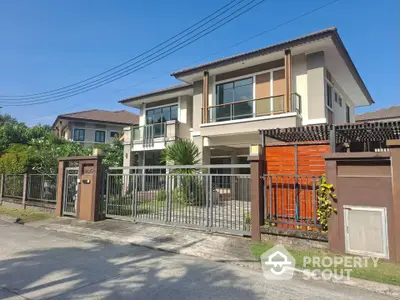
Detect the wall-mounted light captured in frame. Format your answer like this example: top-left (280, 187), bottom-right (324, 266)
top-left (249, 144), bottom-right (261, 156)
top-left (92, 148), bottom-right (104, 157)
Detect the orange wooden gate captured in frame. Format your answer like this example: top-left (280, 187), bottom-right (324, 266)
top-left (264, 143), bottom-right (330, 229)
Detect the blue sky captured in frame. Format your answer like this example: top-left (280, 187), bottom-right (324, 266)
top-left (0, 0), bottom-right (398, 126)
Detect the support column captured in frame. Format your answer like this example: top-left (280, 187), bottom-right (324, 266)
top-left (123, 126), bottom-right (132, 195)
top-left (203, 71), bottom-right (209, 123)
top-left (248, 146), bottom-right (264, 242)
top-left (388, 140), bottom-right (400, 262)
top-left (231, 151), bottom-right (238, 200)
top-left (284, 49), bottom-right (292, 112)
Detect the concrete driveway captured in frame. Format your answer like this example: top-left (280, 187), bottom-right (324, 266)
top-left (0, 220), bottom-right (395, 300)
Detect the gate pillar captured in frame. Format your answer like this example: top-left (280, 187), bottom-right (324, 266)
top-left (56, 156), bottom-right (105, 221)
top-left (248, 145), bottom-right (265, 242)
top-left (56, 159), bottom-right (67, 217)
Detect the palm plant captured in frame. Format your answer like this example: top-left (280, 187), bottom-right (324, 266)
top-left (160, 139), bottom-right (205, 205)
top-left (161, 139), bottom-right (201, 170)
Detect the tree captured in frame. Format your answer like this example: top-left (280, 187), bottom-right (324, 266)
top-left (29, 135), bottom-right (86, 174)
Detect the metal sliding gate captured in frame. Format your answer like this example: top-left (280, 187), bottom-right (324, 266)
top-left (104, 165), bottom-right (251, 236)
top-left (62, 167), bottom-right (79, 216)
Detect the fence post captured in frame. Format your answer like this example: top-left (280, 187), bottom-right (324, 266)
top-left (0, 174), bottom-right (3, 205)
top-left (22, 173), bottom-right (28, 209)
top-left (248, 145), bottom-right (265, 242)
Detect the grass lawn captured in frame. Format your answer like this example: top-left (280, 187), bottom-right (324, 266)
top-left (0, 206), bottom-right (54, 223)
top-left (250, 242), bottom-right (400, 286)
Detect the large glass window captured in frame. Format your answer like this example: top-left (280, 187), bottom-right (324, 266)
top-left (146, 105), bottom-right (178, 137)
top-left (215, 77), bottom-right (253, 121)
top-left (73, 128), bottom-right (85, 141)
top-left (95, 130), bottom-right (105, 143)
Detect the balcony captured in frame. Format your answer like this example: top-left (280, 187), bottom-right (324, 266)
top-left (131, 120), bottom-right (179, 151)
top-left (200, 93), bottom-right (302, 137)
top-left (203, 93), bottom-right (301, 123)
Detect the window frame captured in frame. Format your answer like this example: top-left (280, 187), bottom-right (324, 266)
top-left (110, 131), bottom-right (119, 138)
top-left (215, 76), bottom-right (254, 105)
top-left (145, 104), bottom-right (179, 125)
top-left (73, 128), bottom-right (85, 142)
top-left (95, 130), bottom-right (106, 143)
top-left (326, 81), bottom-right (333, 110)
top-left (346, 104), bottom-right (351, 123)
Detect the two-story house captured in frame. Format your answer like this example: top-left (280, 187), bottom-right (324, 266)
top-left (53, 109), bottom-right (139, 147)
top-left (119, 28), bottom-right (373, 168)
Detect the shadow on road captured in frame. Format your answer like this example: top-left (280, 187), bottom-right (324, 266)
top-left (0, 235), bottom-right (262, 299)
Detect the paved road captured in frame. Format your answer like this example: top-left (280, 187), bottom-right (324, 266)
top-left (0, 220), bottom-right (395, 300)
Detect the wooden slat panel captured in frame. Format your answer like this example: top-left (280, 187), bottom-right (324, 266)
top-left (265, 143), bottom-right (330, 230)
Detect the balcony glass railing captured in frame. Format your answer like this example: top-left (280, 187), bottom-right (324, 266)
top-left (204, 93), bottom-right (301, 123)
top-left (131, 123), bottom-right (167, 142)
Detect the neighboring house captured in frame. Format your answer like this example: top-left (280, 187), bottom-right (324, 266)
top-left (52, 109), bottom-right (139, 147)
top-left (119, 28), bottom-right (373, 168)
top-left (356, 106), bottom-right (400, 123)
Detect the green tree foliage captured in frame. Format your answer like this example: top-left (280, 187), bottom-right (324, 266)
top-left (85, 136), bottom-right (124, 167)
top-left (0, 113), bottom-right (125, 174)
top-left (0, 144), bottom-right (32, 174)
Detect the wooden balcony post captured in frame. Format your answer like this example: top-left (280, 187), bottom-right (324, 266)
top-left (284, 49), bottom-right (292, 112)
top-left (203, 71), bottom-right (209, 123)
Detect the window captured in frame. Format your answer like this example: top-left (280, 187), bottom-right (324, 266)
top-left (326, 83), bottom-right (333, 108)
top-left (334, 92), bottom-right (338, 103)
top-left (215, 77), bottom-right (253, 121)
top-left (146, 105), bottom-right (178, 124)
top-left (339, 96), bottom-right (343, 107)
top-left (73, 128), bottom-right (85, 141)
top-left (110, 131), bottom-right (119, 138)
top-left (95, 130), bottom-right (105, 143)
top-left (346, 104), bottom-right (351, 123)
top-left (146, 105), bottom-right (178, 138)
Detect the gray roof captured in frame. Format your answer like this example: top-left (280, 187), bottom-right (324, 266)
top-left (172, 28), bottom-right (335, 77)
top-left (356, 106), bottom-right (400, 122)
top-left (53, 109), bottom-right (139, 128)
top-left (119, 83), bottom-right (192, 103)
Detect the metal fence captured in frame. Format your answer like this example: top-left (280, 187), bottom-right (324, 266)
top-left (27, 174), bottom-right (58, 205)
top-left (264, 174), bottom-right (321, 229)
top-left (1, 173), bottom-right (57, 207)
top-left (105, 165), bottom-right (251, 235)
top-left (3, 174), bottom-right (24, 200)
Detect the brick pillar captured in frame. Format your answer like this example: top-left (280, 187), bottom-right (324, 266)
top-left (325, 157), bottom-right (342, 253)
top-left (248, 147), bottom-right (264, 242)
top-left (388, 140), bottom-right (400, 262)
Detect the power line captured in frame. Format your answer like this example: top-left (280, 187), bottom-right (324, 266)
top-left (1, 0), bottom-right (265, 106)
top-left (115, 0), bottom-right (339, 95)
top-left (29, 0), bottom-right (339, 123)
top-left (0, 0), bottom-right (246, 101)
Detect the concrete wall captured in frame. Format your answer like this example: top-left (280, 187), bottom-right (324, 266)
top-left (192, 80), bottom-right (203, 132)
top-left (306, 51), bottom-right (326, 123)
top-left (326, 70), bottom-right (355, 123)
top-left (292, 54), bottom-right (308, 121)
top-left (200, 114), bottom-right (300, 137)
